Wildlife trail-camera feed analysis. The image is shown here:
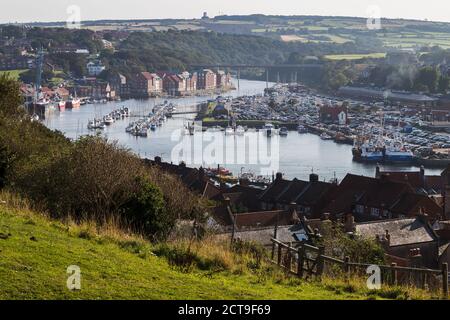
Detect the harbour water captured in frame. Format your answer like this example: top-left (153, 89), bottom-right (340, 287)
top-left (44, 79), bottom-right (443, 181)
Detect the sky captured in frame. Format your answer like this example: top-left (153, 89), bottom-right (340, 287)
top-left (2, 0), bottom-right (450, 24)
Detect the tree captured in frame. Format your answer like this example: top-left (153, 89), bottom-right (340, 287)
top-left (415, 66), bottom-right (440, 93)
top-left (0, 74), bottom-right (24, 118)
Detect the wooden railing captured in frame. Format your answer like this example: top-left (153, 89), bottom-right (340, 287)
top-left (270, 238), bottom-right (449, 298)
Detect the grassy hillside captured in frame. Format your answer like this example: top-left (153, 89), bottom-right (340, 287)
top-left (0, 194), bottom-right (435, 300)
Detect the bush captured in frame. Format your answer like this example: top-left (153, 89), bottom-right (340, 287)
top-left (317, 221), bottom-right (385, 265)
top-left (121, 178), bottom-right (169, 241)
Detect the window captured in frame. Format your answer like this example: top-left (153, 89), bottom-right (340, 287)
top-left (370, 208), bottom-right (380, 217)
top-left (355, 205), bottom-right (364, 214)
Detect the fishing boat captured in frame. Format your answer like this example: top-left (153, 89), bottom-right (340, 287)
top-left (57, 100), bottom-right (66, 111)
top-left (66, 96), bottom-right (81, 109)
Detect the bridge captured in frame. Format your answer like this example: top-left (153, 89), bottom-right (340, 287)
top-left (190, 63), bottom-right (324, 89)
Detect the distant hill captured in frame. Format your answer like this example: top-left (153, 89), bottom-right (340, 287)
top-left (13, 14), bottom-right (450, 50)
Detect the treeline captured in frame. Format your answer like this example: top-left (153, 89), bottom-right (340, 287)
top-left (0, 74), bottom-right (207, 241)
top-left (101, 30), bottom-right (379, 78)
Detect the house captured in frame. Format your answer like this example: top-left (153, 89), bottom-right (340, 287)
top-left (162, 74), bottom-right (186, 96)
top-left (355, 216), bottom-right (439, 268)
top-left (107, 73), bottom-right (130, 98)
top-left (319, 105), bottom-right (348, 125)
top-left (92, 82), bottom-right (114, 100)
top-left (197, 69), bottom-right (217, 90)
top-left (180, 71), bottom-right (197, 93)
top-left (0, 55), bottom-right (33, 71)
top-left (324, 174), bottom-right (443, 221)
top-left (375, 165), bottom-right (443, 195)
top-left (259, 173), bottom-right (336, 218)
top-left (131, 72), bottom-right (162, 98)
top-left (86, 61), bottom-right (106, 76)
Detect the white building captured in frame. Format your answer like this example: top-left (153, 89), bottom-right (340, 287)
top-left (87, 61), bottom-right (106, 76)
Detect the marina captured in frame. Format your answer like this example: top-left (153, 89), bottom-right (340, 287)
top-left (43, 79), bottom-right (444, 181)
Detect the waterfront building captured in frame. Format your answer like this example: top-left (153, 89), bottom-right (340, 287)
top-left (130, 72), bottom-right (163, 97)
top-left (197, 69), bottom-right (217, 91)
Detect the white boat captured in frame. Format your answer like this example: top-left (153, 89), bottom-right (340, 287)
top-left (103, 115), bottom-right (114, 125)
top-left (235, 126), bottom-right (245, 136)
top-left (225, 126), bottom-right (234, 135)
top-left (320, 133), bottom-right (333, 140)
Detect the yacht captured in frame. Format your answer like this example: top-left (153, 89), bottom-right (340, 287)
top-left (103, 115), bottom-right (114, 125)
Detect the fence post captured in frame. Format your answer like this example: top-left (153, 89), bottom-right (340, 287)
top-left (442, 263), bottom-right (449, 299)
top-left (344, 256), bottom-right (350, 279)
top-left (287, 243), bottom-right (293, 272)
top-left (277, 243), bottom-right (282, 266)
top-left (271, 240), bottom-right (276, 261)
top-left (297, 246), bottom-right (305, 278)
top-left (391, 263), bottom-right (397, 286)
top-left (316, 246), bottom-right (325, 276)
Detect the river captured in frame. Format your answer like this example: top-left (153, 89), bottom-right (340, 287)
top-left (43, 79), bottom-right (443, 181)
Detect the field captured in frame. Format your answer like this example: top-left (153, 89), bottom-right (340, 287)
top-left (0, 193), bottom-right (435, 300)
top-left (34, 15), bottom-right (450, 51)
top-left (324, 53), bottom-right (387, 60)
top-left (0, 69), bottom-right (28, 81)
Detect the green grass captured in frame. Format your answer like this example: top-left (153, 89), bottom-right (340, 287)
top-left (0, 196), bottom-right (436, 300)
top-left (0, 69), bottom-right (28, 81)
top-left (324, 53), bottom-right (386, 60)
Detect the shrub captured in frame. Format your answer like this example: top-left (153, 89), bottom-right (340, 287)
top-left (317, 221), bottom-right (385, 265)
top-left (121, 178), bottom-right (170, 241)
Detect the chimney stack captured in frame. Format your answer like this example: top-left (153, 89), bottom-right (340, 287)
top-left (275, 172), bottom-right (283, 181)
top-left (310, 173), bottom-right (319, 183)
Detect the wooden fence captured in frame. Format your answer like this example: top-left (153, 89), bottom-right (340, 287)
top-left (270, 238), bottom-right (449, 298)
